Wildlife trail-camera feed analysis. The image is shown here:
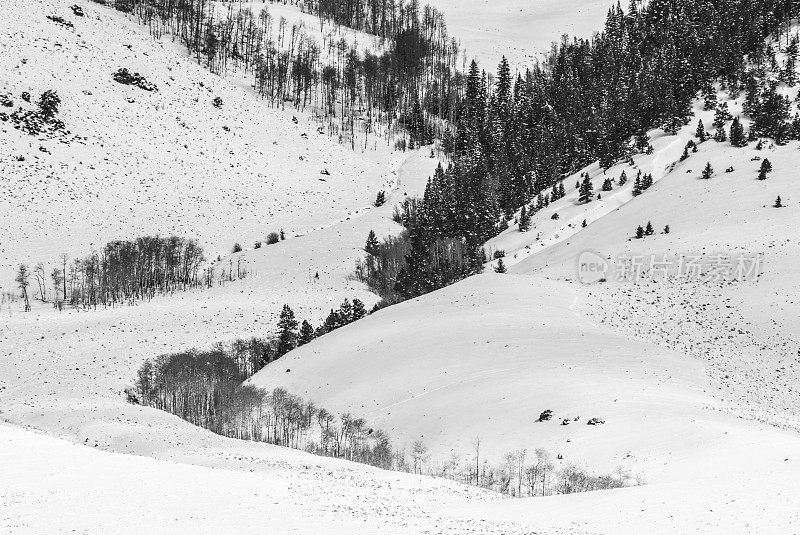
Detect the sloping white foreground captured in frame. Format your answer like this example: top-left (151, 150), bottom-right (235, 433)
top-left (0, 422), bottom-right (524, 535)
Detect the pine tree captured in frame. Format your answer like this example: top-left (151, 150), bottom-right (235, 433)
top-left (782, 36), bottom-right (798, 86)
top-left (729, 117), bottom-right (745, 147)
top-left (618, 170), bottom-right (627, 186)
top-left (602, 178), bottom-right (613, 191)
top-left (635, 225), bottom-right (645, 239)
top-left (297, 320), bottom-right (315, 346)
top-left (645, 221), bottom-right (654, 235)
top-left (713, 103), bottom-right (731, 141)
top-left (664, 225), bottom-right (670, 234)
top-left (494, 258), bottom-right (507, 273)
top-left (518, 205), bottom-right (531, 232)
top-left (701, 162), bottom-right (714, 179)
top-left (558, 182), bottom-right (565, 198)
top-left (632, 175), bottom-right (642, 196)
top-left (276, 304), bottom-right (299, 357)
top-left (695, 119), bottom-right (707, 141)
top-left (351, 298), bottom-right (367, 320)
top-left (774, 195), bottom-right (783, 208)
top-left (578, 175), bottom-right (594, 203)
top-left (582, 219), bottom-right (587, 228)
top-left (339, 298), bottom-right (353, 323)
top-left (365, 230), bottom-right (380, 255)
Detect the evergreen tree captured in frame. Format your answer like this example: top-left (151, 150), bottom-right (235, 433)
top-left (618, 170), bottom-right (627, 186)
top-left (701, 162), bottom-right (714, 179)
top-left (365, 230), bottom-right (380, 255)
top-left (578, 175), bottom-right (594, 203)
top-left (582, 219), bottom-right (587, 228)
top-left (558, 182), bottom-right (565, 198)
top-left (695, 119), bottom-right (707, 141)
top-left (602, 178), bottom-right (613, 191)
top-left (774, 195), bottom-right (783, 208)
top-left (782, 36), bottom-right (798, 86)
top-left (339, 298), bottom-right (353, 323)
top-left (713, 103), bottom-right (731, 141)
top-left (297, 320), bottom-right (315, 346)
top-left (351, 298), bottom-right (367, 320)
top-left (276, 304), bottom-right (299, 357)
top-left (632, 175), bottom-right (642, 196)
top-left (518, 205), bottom-right (531, 232)
top-left (635, 225), bottom-right (645, 239)
top-left (494, 258), bottom-right (507, 273)
top-left (645, 221), bottom-right (654, 235)
top-left (664, 225), bottom-right (670, 234)
top-left (729, 117), bottom-right (745, 147)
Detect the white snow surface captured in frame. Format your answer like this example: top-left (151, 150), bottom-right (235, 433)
top-left (2, 1), bottom-right (800, 534)
top-left (425, 0), bottom-right (611, 68)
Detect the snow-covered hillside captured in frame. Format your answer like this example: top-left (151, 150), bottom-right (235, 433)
top-left (425, 0), bottom-right (610, 68)
top-left (250, 92), bottom-right (800, 529)
top-left (0, 0), bottom-right (391, 285)
top-left (3, 0), bottom-right (800, 533)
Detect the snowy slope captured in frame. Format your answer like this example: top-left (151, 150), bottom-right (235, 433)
top-left (249, 274), bottom-right (800, 481)
top-left (0, 422), bottom-right (530, 535)
top-left (0, 0), bottom-right (391, 285)
top-left (425, 0), bottom-right (611, 68)
top-left (249, 91), bottom-right (800, 530)
top-left (3, 1), bottom-right (800, 533)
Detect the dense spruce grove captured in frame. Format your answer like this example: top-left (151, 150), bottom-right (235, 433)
top-left (360, 0), bottom-right (800, 306)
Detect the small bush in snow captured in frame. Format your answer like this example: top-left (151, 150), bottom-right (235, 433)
top-left (266, 232), bottom-right (280, 245)
top-left (113, 68), bottom-right (158, 92)
top-left (537, 409), bottom-right (553, 422)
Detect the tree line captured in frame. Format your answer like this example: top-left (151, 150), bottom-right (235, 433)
top-left (13, 235), bottom-right (205, 311)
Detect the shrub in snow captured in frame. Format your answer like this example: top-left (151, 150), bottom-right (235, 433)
top-left (587, 417), bottom-right (605, 426)
top-left (71, 5), bottom-right (85, 16)
top-left (46, 15), bottom-right (74, 28)
top-left (537, 409), bottom-right (553, 422)
top-left (113, 68), bottom-right (158, 92)
top-left (212, 96), bottom-right (223, 108)
top-left (266, 232), bottom-right (280, 245)
top-left (38, 90), bottom-right (61, 121)
top-left (232, 243), bottom-right (242, 253)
